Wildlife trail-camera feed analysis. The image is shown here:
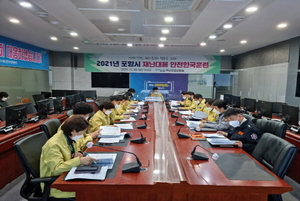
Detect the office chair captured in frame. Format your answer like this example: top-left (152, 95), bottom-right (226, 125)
top-left (40, 119), bottom-right (61, 139)
top-left (254, 118), bottom-right (287, 138)
top-left (252, 133), bottom-right (297, 201)
top-left (22, 98), bottom-right (31, 103)
top-left (66, 109), bottom-right (73, 117)
top-left (242, 113), bottom-right (255, 123)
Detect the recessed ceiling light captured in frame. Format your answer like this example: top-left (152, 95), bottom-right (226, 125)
top-left (162, 29), bottom-right (169, 34)
top-left (109, 16), bottom-right (119, 21)
top-left (50, 37), bottom-right (57, 41)
top-left (70, 32), bottom-right (78, 36)
top-left (19, 2), bottom-right (32, 8)
top-left (220, 49), bottom-right (225, 52)
top-left (240, 40), bottom-right (247, 44)
top-left (246, 6), bottom-right (258, 12)
top-left (158, 44), bottom-right (164, 47)
top-left (99, 0), bottom-right (109, 2)
top-left (209, 35), bottom-right (216, 39)
top-left (35, 12), bottom-right (49, 18)
top-left (118, 28), bottom-right (125, 31)
top-left (277, 23), bottom-right (287, 28)
top-left (51, 21), bottom-right (60, 25)
top-left (223, 24), bottom-right (232, 29)
top-left (164, 17), bottom-right (173, 22)
top-left (73, 47), bottom-right (79, 50)
top-left (10, 19), bottom-right (20, 23)
top-left (127, 43), bottom-right (133, 47)
top-left (200, 42), bottom-right (206, 46)
top-left (160, 37), bottom-right (166, 41)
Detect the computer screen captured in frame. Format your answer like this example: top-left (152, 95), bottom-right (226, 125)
top-left (91, 73), bottom-right (129, 88)
top-left (5, 104), bottom-right (28, 127)
top-left (223, 94), bottom-right (232, 105)
top-left (272, 102), bottom-right (287, 114)
top-left (73, 94), bottom-right (81, 103)
top-left (81, 91), bottom-right (97, 101)
top-left (41, 91), bottom-right (52, 99)
top-left (32, 94), bottom-right (45, 106)
top-left (65, 95), bottom-right (75, 109)
top-left (37, 99), bottom-right (51, 119)
top-left (53, 98), bottom-right (62, 114)
top-left (256, 100), bottom-right (273, 118)
top-left (51, 90), bottom-right (66, 97)
top-left (282, 105), bottom-right (299, 126)
top-left (243, 98), bottom-right (256, 112)
top-left (231, 96), bottom-right (241, 108)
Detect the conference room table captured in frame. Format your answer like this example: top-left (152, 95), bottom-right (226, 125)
top-left (285, 130), bottom-right (300, 183)
top-left (0, 112), bottom-right (67, 189)
top-left (53, 103), bottom-right (292, 201)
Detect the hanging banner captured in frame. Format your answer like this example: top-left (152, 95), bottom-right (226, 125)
top-left (85, 54), bottom-right (220, 74)
top-left (0, 35), bottom-right (49, 70)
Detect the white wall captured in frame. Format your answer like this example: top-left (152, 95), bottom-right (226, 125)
top-left (232, 63), bottom-right (288, 102)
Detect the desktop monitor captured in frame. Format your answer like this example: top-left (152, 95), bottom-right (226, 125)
top-left (37, 99), bottom-right (51, 119)
top-left (41, 91), bottom-right (52, 99)
top-left (282, 105), bottom-right (299, 126)
top-left (256, 100), bottom-right (273, 118)
top-left (5, 104), bottom-right (28, 127)
top-left (81, 91), bottom-right (97, 101)
top-left (272, 102), bottom-right (287, 115)
top-left (53, 98), bottom-right (63, 114)
top-left (243, 98), bottom-right (256, 112)
top-left (223, 94), bottom-right (232, 106)
top-left (65, 95), bottom-right (75, 109)
top-left (0, 107), bottom-right (5, 121)
top-left (73, 94), bottom-right (81, 103)
top-left (231, 96), bottom-right (241, 108)
top-left (32, 94), bottom-right (45, 106)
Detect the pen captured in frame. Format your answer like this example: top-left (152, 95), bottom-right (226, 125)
top-left (86, 153), bottom-right (97, 164)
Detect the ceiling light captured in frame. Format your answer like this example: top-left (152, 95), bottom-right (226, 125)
top-left (246, 6), bottom-right (258, 12)
top-left (277, 23), bottom-right (287, 28)
top-left (109, 16), bottom-right (119, 21)
top-left (127, 43), bottom-right (133, 47)
top-left (162, 29), bottom-right (169, 34)
top-left (19, 2), bottom-right (32, 8)
top-left (35, 12), bottom-right (49, 18)
top-left (99, 0), bottom-right (109, 2)
top-left (200, 42), bottom-right (206, 46)
top-left (240, 40), bottom-right (247, 44)
top-left (220, 49), bottom-right (225, 52)
top-left (164, 17), bottom-right (173, 22)
top-left (70, 32), bottom-right (78, 36)
top-left (51, 21), bottom-right (60, 25)
top-left (209, 35), bottom-right (216, 39)
top-left (118, 28), bottom-right (125, 31)
top-left (160, 37), bottom-right (166, 41)
top-left (158, 44), bottom-right (164, 47)
top-left (50, 37), bottom-right (57, 41)
top-left (73, 47), bottom-right (79, 50)
top-left (223, 24), bottom-right (232, 29)
top-left (10, 19), bottom-right (20, 23)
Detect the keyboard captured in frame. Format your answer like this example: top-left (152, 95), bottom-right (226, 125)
top-left (25, 116), bottom-right (39, 123)
top-left (0, 125), bottom-right (14, 134)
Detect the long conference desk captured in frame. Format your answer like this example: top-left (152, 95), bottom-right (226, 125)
top-left (53, 102), bottom-right (292, 201)
top-left (0, 112), bottom-right (67, 189)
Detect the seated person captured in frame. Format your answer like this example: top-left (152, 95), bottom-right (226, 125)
top-left (188, 94), bottom-right (206, 111)
top-left (89, 101), bottom-right (115, 133)
top-left (110, 95), bottom-right (130, 121)
top-left (0, 91), bottom-right (9, 108)
top-left (177, 91), bottom-right (193, 107)
top-left (202, 99), bottom-right (218, 122)
top-left (198, 99), bottom-right (230, 131)
top-left (217, 108), bottom-right (262, 154)
top-left (127, 88), bottom-right (138, 103)
top-left (149, 87), bottom-right (164, 101)
top-left (40, 116), bottom-right (99, 198)
top-left (124, 92), bottom-right (136, 109)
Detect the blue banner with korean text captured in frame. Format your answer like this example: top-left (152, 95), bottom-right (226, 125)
top-left (0, 35), bottom-right (49, 70)
top-left (85, 54), bottom-right (220, 74)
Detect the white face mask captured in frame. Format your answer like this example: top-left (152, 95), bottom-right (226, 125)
top-left (71, 134), bottom-right (83, 141)
top-left (115, 104), bottom-right (121, 109)
top-left (214, 110), bottom-right (221, 115)
top-left (105, 110), bottom-right (112, 115)
top-left (2, 98), bottom-right (7, 101)
top-left (229, 120), bottom-right (240, 128)
top-left (85, 116), bottom-right (89, 120)
top-left (206, 107), bottom-right (212, 111)
top-left (194, 101), bottom-right (200, 104)
top-left (182, 97), bottom-right (186, 100)
top-left (154, 92), bottom-right (158, 94)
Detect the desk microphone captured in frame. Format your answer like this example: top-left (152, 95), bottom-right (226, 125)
top-left (175, 118), bottom-right (185, 126)
top-left (130, 131), bottom-right (147, 144)
top-left (86, 142), bottom-right (143, 173)
top-left (143, 102), bottom-right (149, 106)
top-left (177, 126), bottom-right (190, 138)
top-left (139, 114), bottom-right (147, 120)
top-left (190, 145), bottom-right (219, 160)
top-left (137, 120), bottom-right (147, 129)
top-left (171, 111), bottom-right (179, 118)
top-left (141, 109), bottom-right (148, 114)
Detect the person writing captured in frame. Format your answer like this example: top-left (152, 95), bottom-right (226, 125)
top-left (40, 116), bottom-right (99, 198)
top-left (0, 91), bottom-right (9, 107)
top-left (217, 108), bottom-right (262, 154)
top-left (149, 87), bottom-right (164, 101)
top-left (109, 95), bottom-right (130, 121)
top-left (88, 101), bottom-right (115, 132)
top-left (202, 98), bottom-right (218, 122)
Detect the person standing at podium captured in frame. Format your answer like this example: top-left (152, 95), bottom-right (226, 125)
top-left (0, 91), bottom-right (9, 107)
top-left (89, 101), bottom-right (115, 132)
top-left (149, 87), bottom-right (164, 101)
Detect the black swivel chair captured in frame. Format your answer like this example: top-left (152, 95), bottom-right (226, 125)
top-left (242, 113), bottom-right (255, 123)
top-left (253, 118), bottom-right (287, 138)
top-left (66, 110), bottom-right (73, 117)
top-left (252, 133), bottom-right (297, 201)
top-left (40, 119), bottom-right (61, 139)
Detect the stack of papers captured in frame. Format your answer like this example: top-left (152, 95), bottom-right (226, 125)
top-left (192, 111), bottom-right (208, 119)
top-left (179, 110), bottom-right (193, 115)
top-left (202, 133), bottom-right (226, 138)
top-left (207, 138), bottom-right (236, 145)
top-left (170, 100), bottom-right (180, 107)
top-left (138, 102), bottom-right (145, 105)
top-left (186, 121), bottom-right (200, 129)
top-left (99, 126), bottom-right (121, 138)
top-left (113, 123), bottom-right (134, 130)
top-left (120, 117), bottom-right (136, 122)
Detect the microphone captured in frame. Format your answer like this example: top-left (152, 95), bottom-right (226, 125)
top-left (190, 145), bottom-right (219, 160)
top-left (171, 111), bottom-right (179, 118)
top-left (143, 105), bottom-right (149, 109)
top-left (177, 126), bottom-right (190, 138)
top-left (143, 102), bottom-right (148, 106)
top-left (139, 114), bottom-right (147, 120)
top-left (175, 118), bottom-right (185, 126)
top-left (130, 131), bottom-right (147, 144)
top-left (141, 109), bottom-right (148, 114)
top-left (137, 120), bottom-right (147, 129)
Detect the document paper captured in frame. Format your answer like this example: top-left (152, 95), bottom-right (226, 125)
top-left (65, 166), bottom-right (108, 181)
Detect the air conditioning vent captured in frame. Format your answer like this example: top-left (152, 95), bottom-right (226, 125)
top-left (144, 0), bottom-right (203, 11)
top-left (231, 16), bottom-right (245, 21)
